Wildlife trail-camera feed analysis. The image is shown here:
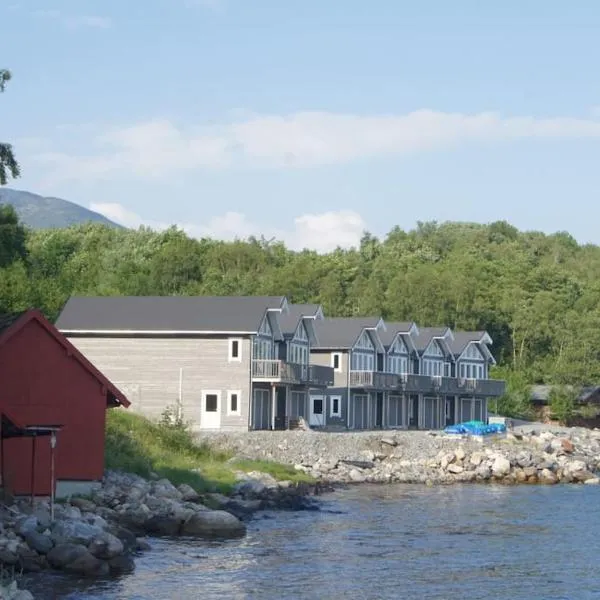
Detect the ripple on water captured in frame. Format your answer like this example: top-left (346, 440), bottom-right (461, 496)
top-left (23, 484), bottom-right (600, 600)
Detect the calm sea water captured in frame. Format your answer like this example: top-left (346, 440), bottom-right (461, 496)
top-left (24, 484), bottom-right (600, 600)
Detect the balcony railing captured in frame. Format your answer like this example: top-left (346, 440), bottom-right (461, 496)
top-left (307, 364), bottom-right (335, 387)
top-left (252, 360), bottom-right (334, 387)
top-left (349, 370), bottom-right (399, 389)
top-left (458, 378), bottom-right (506, 397)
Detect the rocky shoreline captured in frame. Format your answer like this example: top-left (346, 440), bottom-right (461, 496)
top-left (202, 426), bottom-right (600, 486)
top-left (0, 470), bottom-right (325, 599)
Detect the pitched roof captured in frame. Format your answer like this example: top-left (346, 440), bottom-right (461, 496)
top-left (413, 327), bottom-right (452, 353)
top-left (279, 303), bottom-right (323, 337)
top-left (0, 309), bottom-right (129, 408)
top-left (379, 321), bottom-right (417, 349)
top-left (449, 331), bottom-right (488, 355)
top-left (56, 296), bottom-right (287, 334)
top-left (312, 317), bottom-right (382, 350)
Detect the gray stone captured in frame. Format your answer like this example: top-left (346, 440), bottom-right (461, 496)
top-left (88, 532), bottom-right (124, 560)
top-left (51, 520), bottom-right (103, 545)
top-left (181, 510), bottom-right (246, 539)
top-left (14, 516), bottom-right (38, 538)
top-left (47, 543), bottom-right (89, 569)
top-left (380, 437), bottom-right (397, 447)
top-left (65, 551), bottom-right (110, 577)
top-left (177, 483), bottom-right (201, 502)
top-left (348, 469), bottom-right (366, 483)
top-left (491, 456), bottom-right (511, 478)
top-left (70, 497), bottom-right (97, 514)
top-left (24, 530), bottom-right (54, 555)
top-left (447, 464), bottom-right (464, 474)
top-left (109, 554), bottom-right (136, 574)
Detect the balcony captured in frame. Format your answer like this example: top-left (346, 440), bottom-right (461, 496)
top-left (457, 378), bottom-right (506, 397)
top-left (349, 370), bottom-right (399, 389)
top-left (252, 360), bottom-right (305, 384)
top-left (252, 360), bottom-right (334, 387)
top-left (307, 364), bottom-right (335, 387)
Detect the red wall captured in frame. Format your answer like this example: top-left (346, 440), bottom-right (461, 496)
top-left (0, 319), bottom-right (108, 496)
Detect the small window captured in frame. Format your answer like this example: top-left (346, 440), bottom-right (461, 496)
top-left (330, 395), bottom-right (342, 418)
top-left (227, 390), bottom-right (241, 416)
top-left (205, 394), bottom-right (218, 412)
top-left (313, 398), bottom-right (323, 414)
top-left (331, 353), bottom-right (342, 371)
top-left (228, 338), bottom-right (242, 362)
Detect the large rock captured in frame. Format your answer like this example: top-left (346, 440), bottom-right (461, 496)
top-left (88, 532), bottom-right (124, 560)
top-left (491, 456), bottom-right (511, 478)
top-left (47, 543), bottom-right (89, 569)
top-left (65, 551), bottom-right (110, 577)
top-left (178, 484), bottom-right (201, 503)
top-left (51, 520), bottom-right (103, 545)
top-left (24, 530), bottom-right (54, 555)
top-left (143, 515), bottom-right (183, 537)
top-left (108, 554), bottom-right (136, 575)
top-left (70, 497), bottom-right (97, 514)
top-left (181, 510), bottom-right (246, 539)
top-left (14, 516), bottom-right (38, 538)
top-left (151, 479), bottom-right (183, 501)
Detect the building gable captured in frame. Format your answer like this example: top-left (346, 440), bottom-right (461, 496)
top-left (258, 314), bottom-right (273, 337)
top-left (353, 330), bottom-right (374, 351)
top-left (389, 335), bottom-right (407, 355)
top-left (459, 342), bottom-right (485, 362)
top-left (423, 339), bottom-right (444, 358)
top-left (293, 320), bottom-right (309, 343)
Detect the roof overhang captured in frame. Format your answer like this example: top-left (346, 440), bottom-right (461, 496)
top-left (60, 329), bottom-right (255, 336)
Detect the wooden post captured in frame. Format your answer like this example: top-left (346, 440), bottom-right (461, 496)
top-left (271, 385), bottom-right (276, 430)
top-left (30, 435), bottom-right (36, 506)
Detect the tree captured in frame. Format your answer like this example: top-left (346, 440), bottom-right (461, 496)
top-left (0, 68), bottom-right (20, 184)
top-left (549, 386), bottom-right (577, 425)
top-left (0, 204), bottom-right (27, 267)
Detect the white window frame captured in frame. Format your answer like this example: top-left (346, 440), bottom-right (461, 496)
top-left (330, 394), bottom-right (342, 418)
top-left (331, 352), bottom-right (342, 372)
top-left (228, 338), bottom-right (243, 362)
top-left (227, 390), bottom-right (242, 416)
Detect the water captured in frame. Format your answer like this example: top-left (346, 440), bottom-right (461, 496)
top-left (24, 484), bottom-right (600, 599)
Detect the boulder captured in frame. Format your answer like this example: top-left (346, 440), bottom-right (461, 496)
top-left (447, 464), bottom-right (464, 474)
top-left (454, 447), bottom-right (466, 462)
top-left (143, 515), bottom-right (183, 537)
top-left (70, 497), bottom-right (97, 514)
top-left (47, 543), bottom-right (89, 569)
top-left (491, 456), bottom-right (511, 478)
top-left (469, 452), bottom-right (485, 467)
top-left (348, 469), bottom-right (366, 483)
top-left (177, 484), bottom-right (201, 502)
top-left (151, 479), bottom-right (183, 501)
top-left (14, 516), bottom-right (38, 538)
top-left (561, 439), bottom-right (575, 453)
top-left (88, 532), bottom-right (124, 560)
top-left (24, 530), bottom-right (54, 555)
top-left (64, 551), bottom-right (110, 577)
top-left (51, 520), bottom-right (103, 545)
top-left (380, 437), bottom-right (397, 447)
top-left (584, 478), bottom-right (600, 485)
top-left (539, 469), bottom-right (558, 484)
top-left (181, 510), bottom-right (246, 539)
top-left (0, 547), bottom-right (18, 565)
top-left (109, 554), bottom-right (136, 575)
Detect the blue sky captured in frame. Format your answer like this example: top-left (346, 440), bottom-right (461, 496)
top-left (2, 0), bottom-right (600, 251)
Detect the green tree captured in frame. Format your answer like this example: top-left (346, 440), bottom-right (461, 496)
top-left (0, 204), bottom-right (27, 267)
top-left (549, 386), bottom-right (577, 425)
top-left (0, 69), bottom-right (20, 184)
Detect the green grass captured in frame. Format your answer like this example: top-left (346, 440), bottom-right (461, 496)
top-left (105, 410), bottom-right (313, 494)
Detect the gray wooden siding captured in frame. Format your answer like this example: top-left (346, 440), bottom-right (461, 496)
top-left (68, 336), bottom-right (251, 431)
top-left (310, 350), bottom-right (348, 388)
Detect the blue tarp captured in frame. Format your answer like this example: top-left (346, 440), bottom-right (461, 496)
top-left (444, 420), bottom-right (506, 436)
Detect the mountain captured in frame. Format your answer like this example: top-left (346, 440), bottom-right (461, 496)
top-left (0, 188), bottom-right (123, 229)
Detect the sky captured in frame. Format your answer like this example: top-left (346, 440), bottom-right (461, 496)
top-left (2, 0), bottom-right (600, 252)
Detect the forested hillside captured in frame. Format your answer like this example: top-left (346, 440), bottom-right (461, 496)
top-left (1, 203), bottom-right (598, 386)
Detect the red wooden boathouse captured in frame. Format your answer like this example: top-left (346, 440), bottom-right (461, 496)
top-left (0, 310), bottom-right (130, 497)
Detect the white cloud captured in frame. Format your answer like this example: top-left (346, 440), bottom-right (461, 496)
top-left (89, 202), bottom-right (366, 253)
top-left (31, 9), bottom-right (111, 29)
top-left (33, 108), bottom-right (600, 183)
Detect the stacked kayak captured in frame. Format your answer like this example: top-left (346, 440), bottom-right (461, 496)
top-left (444, 420), bottom-right (506, 436)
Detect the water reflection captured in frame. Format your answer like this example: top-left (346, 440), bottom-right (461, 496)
top-left (24, 484), bottom-right (600, 600)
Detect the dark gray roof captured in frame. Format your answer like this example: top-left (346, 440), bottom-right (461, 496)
top-left (279, 304), bottom-right (323, 336)
top-left (449, 331), bottom-right (488, 356)
top-left (56, 296), bottom-right (287, 334)
top-left (413, 327), bottom-right (451, 353)
top-left (379, 321), bottom-right (416, 348)
top-left (531, 385), bottom-right (600, 405)
top-left (312, 317), bottom-right (382, 350)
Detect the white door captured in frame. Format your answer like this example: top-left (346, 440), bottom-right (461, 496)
top-left (309, 395), bottom-right (325, 427)
top-left (200, 390), bottom-right (221, 429)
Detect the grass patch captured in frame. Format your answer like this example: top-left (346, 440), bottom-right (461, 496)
top-left (105, 409), bottom-right (313, 494)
